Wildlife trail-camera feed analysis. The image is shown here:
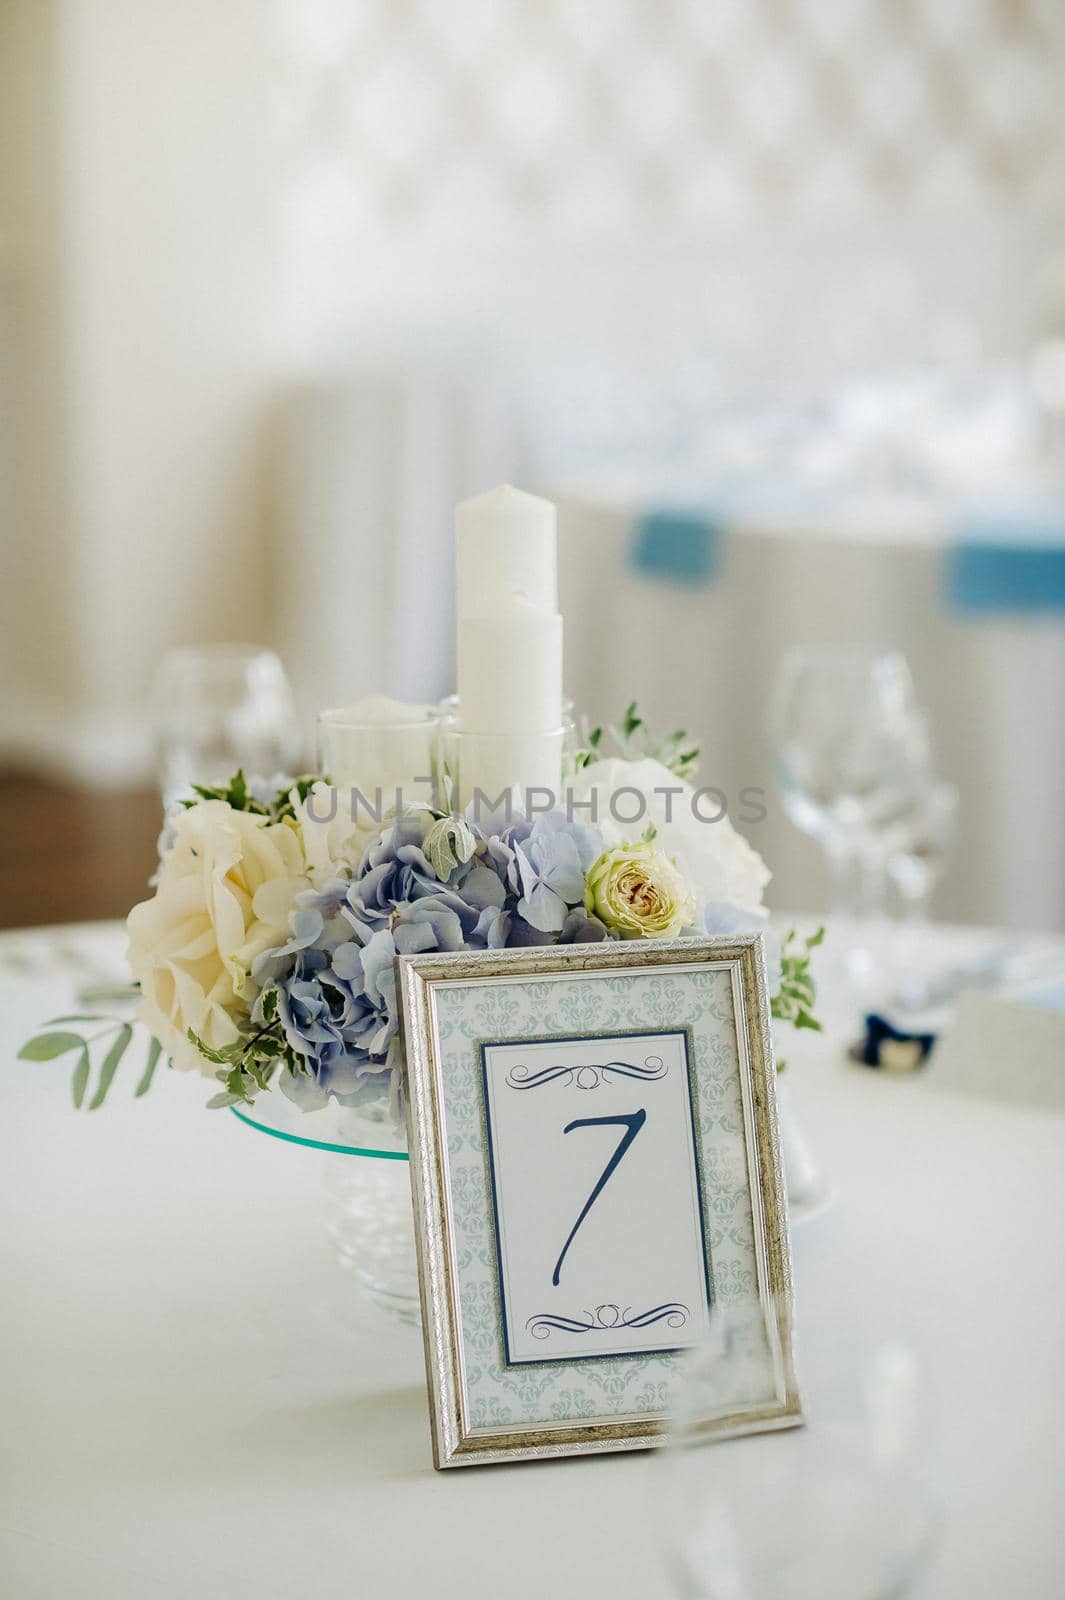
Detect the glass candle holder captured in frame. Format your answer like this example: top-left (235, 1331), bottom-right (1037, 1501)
top-left (438, 725), bottom-right (566, 816)
top-left (318, 703), bottom-right (442, 818)
top-left (438, 694), bottom-right (577, 815)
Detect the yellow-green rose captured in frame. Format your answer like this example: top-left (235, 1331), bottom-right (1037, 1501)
top-left (584, 842), bottom-right (696, 940)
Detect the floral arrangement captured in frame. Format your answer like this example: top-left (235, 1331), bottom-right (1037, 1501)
top-left (20, 710), bottom-right (821, 1117)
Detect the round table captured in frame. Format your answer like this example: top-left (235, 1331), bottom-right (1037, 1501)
top-left (1, 920), bottom-right (1063, 1599)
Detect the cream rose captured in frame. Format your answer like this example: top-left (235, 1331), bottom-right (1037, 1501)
top-left (570, 757), bottom-right (770, 917)
top-left (293, 781), bottom-right (379, 889)
top-left (584, 842), bottom-right (696, 940)
top-left (126, 801), bottom-right (308, 1074)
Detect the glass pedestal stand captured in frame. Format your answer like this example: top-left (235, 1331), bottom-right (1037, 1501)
top-left (232, 1075), bottom-right (832, 1329)
top-left (231, 1097), bottom-right (421, 1328)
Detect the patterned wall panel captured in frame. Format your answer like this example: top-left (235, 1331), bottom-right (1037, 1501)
top-left (272, 0), bottom-right (1065, 233)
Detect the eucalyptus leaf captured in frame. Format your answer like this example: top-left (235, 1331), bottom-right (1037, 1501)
top-left (89, 1023), bottom-right (133, 1110)
top-left (135, 1037), bottom-right (162, 1098)
top-left (18, 1031), bottom-right (87, 1062)
top-left (71, 1047), bottom-right (90, 1108)
top-left (42, 1014), bottom-right (109, 1026)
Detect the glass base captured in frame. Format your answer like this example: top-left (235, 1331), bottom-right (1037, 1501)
top-left (323, 1149), bottom-right (420, 1327)
top-left (231, 1097), bottom-right (420, 1329)
top-left (232, 1079), bottom-right (828, 1330)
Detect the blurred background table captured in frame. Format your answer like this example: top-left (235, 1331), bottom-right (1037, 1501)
top-left (554, 481), bottom-right (1065, 931)
top-left (3, 918), bottom-right (1062, 1600)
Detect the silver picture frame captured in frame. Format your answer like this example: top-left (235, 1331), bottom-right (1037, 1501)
top-left (396, 934), bottom-right (801, 1468)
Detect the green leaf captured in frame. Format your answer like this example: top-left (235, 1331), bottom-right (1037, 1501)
top-left (89, 1023), bottom-right (133, 1110)
top-left (272, 774), bottom-right (317, 822)
top-left (245, 1058), bottom-right (275, 1093)
top-left (71, 1047), bottom-right (90, 1108)
top-left (805, 925), bottom-right (826, 949)
top-left (42, 1013), bottom-right (108, 1026)
top-left (223, 1063), bottom-right (255, 1104)
top-left (187, 1028), bottom-right (233, 1066)
top-left (189, 769), bottom-right (270, 816)
top-left (206, 1091), bottom-right (241, 1110)
top-left (135, 1036), bottom-right (162, 1097)
top-left (622, 701), bottom-right (642, 737)
top-left (18, 1031), bottom-right (87, 1062)
top-left (794, 1008), bottom-right (823, 1032)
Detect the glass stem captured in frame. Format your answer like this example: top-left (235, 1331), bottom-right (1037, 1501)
top-left (826, 840), bottom-right (865, 921)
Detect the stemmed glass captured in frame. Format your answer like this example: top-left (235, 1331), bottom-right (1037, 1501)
top-left (661, 1301), bottom-right (939, 1599)
top-left (153, 645), bottom-right (302, 806)
top-left (770, 649), bottom-right (933, 933)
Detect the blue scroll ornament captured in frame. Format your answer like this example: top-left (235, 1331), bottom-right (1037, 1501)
top-left (526, 1303), bottom-right (690, 1339)
top-left (505, 1055), bottom-right (667, 1092)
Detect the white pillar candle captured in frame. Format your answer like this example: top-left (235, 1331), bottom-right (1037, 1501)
top-left (457, 594), bottom-right (563, 736)
top-left (455, 484), bottom-right (557, 620)
top-left (453, 485), bottom-right (564, 806)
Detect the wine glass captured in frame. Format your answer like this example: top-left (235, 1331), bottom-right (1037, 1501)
top-left (153, 645), bottom-right (302, 806)
top-left (661, 1300), bottom-right (939, 1600)
top-left (771, 649), bottom-right (933, 928)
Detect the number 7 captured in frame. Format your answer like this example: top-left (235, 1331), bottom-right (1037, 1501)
top-left (552, 1109), bottom-right (647, 1287)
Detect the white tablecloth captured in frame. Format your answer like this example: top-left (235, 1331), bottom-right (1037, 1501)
top-left (555, 485), bottom-right (1065, 932)
top-left (2, 921), bottom-right (1064, 1599)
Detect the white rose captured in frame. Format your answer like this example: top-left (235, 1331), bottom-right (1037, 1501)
top-left (126, 801), bottom-right (308, 1074)
top-left (570, 757), bottom-right (770, 917)
top-left (292, 781), bottom-right (380, 889)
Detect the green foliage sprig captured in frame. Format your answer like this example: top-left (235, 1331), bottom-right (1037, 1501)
top-left (18, 1013), bottom-right (162, 1109)
top-left (573, 701), bottom-right (701, 780)
top-left (770, 926), bottom-right (824, 1069)
top-left (180, 769), bottom-right (319, 824)
top-left (188, 989), bottom-right (304, 1110)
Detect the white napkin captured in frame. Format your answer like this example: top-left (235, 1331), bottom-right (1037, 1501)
top-left (930, 988), bottom-right (1065, 1112)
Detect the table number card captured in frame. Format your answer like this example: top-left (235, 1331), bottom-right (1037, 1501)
top-left (397, 937), bottom-right (800, 1468)
top-left (481, 1029), bottom-right (711, 1365)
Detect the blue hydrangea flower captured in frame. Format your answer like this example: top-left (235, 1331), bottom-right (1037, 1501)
top-left (251, 900), bottom-right (403, 1109)
top-left (252, 937), bottom-right (383, 1111)
top-left (503, 813), bottom-right (604, 933)
top-left (472, 904), bottom-right (554, 949)
top-left (249, 805), bottom-right (621, 1114)
top-left (343, 814), bottom-right (441, 939)
top-left (558, 907), bottom-right (612, 943)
